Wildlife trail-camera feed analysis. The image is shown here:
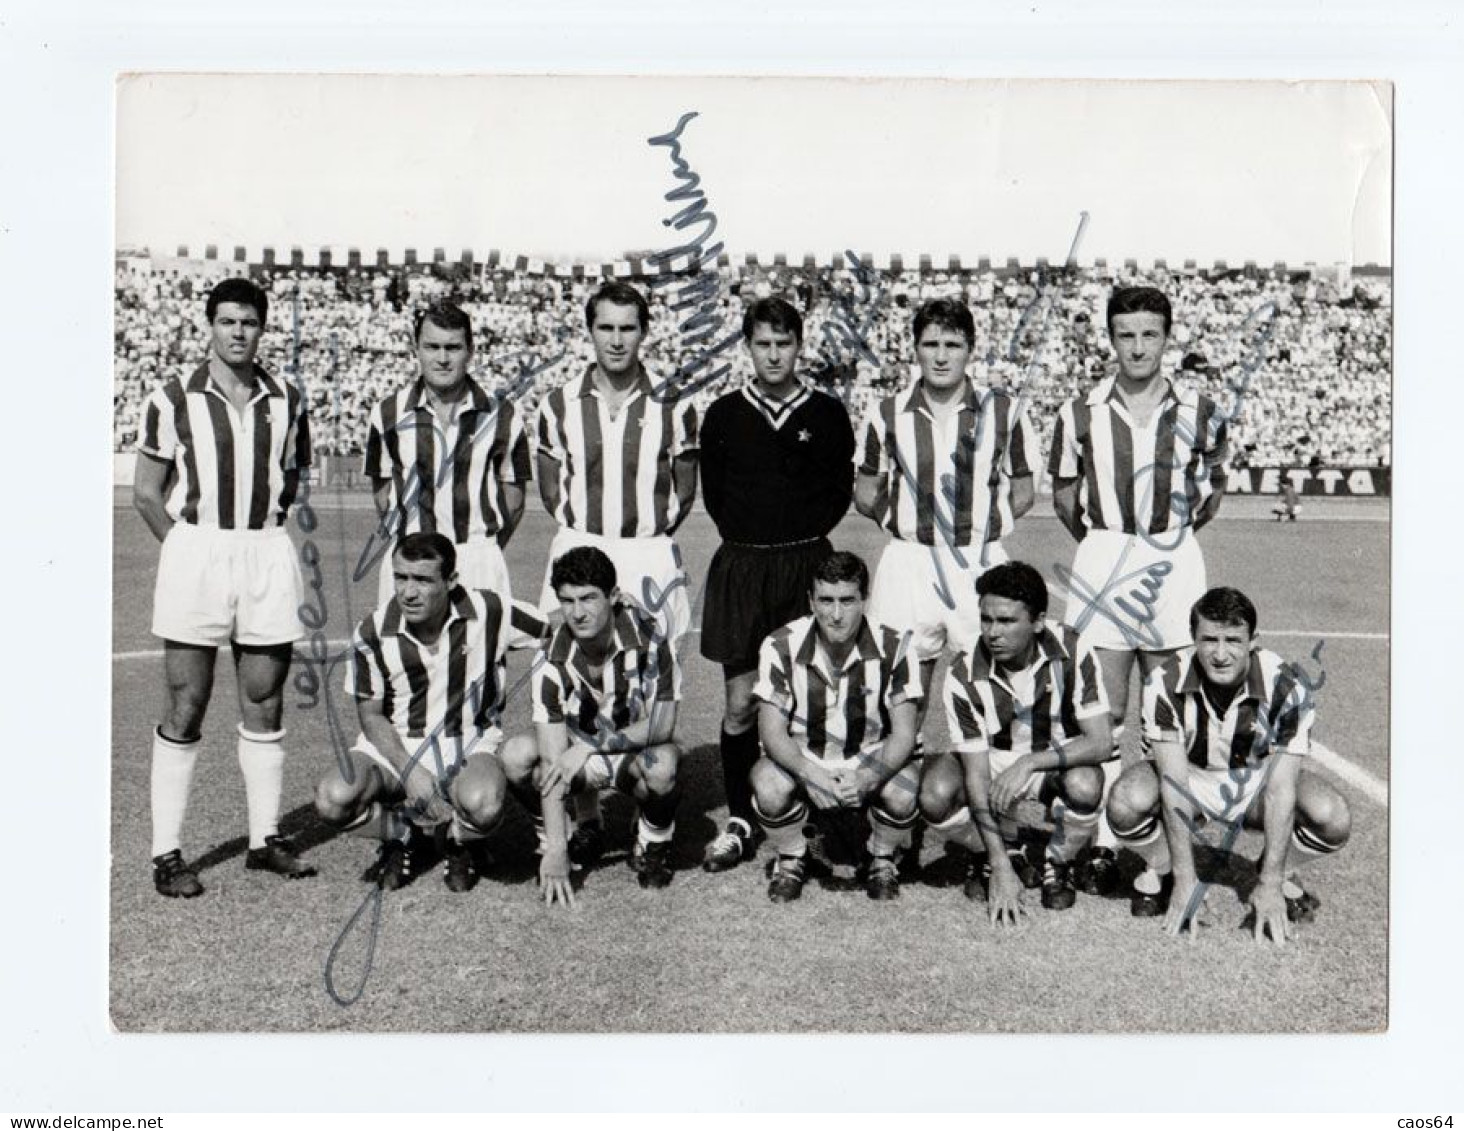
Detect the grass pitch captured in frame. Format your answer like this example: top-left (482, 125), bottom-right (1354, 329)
top-left (110, 489), bottom-right (1388, 1032)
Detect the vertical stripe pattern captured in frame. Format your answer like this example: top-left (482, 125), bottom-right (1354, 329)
top-left (942, 625), bottom-right (1109, 758)
top-left (855, 381), bottom-right (1037, 548)
top-left (362, 378), bottom-right (531, 543)
top-left (1141, 647), bottom-right (1316, 771)
top-left (752, 616), bottom-right (921, 760)
top-left (530, 605), bottom-right (682, 740)
top-left (135, 363), bottom-right (310, 529)
top-left (1048, 377), bottom-right (1230, 537)
top-left (534, 366), bottom-right (700, 538)
top-left (346, 587), bottom-right (540, 740)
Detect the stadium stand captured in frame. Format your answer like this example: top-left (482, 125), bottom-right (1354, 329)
top-left (114, 251), bottom-right (1391, 474)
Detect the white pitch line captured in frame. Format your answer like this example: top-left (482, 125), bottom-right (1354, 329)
top-left (1311, 740), bottom-right (1388, 807)
top-left (1265, 630), bottom-right (1388, 641)
top-left (114, 639), bottom-right (353, 661)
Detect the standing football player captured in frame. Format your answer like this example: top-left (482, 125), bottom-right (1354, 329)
top-left (533, 282), bottom-right (698, 865)
top-left (361, 299), bottom-right (531, 605)
top-left (132, 277), bottom-right (317, 897)
top-left (698, 297), bottom-right (855, 873)
top-left (1048, 285), bottom-right (1231, 897)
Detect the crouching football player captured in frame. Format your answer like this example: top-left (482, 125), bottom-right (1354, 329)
top-left (918, 561), bottom-right (1115, 924)
top-left (1106, 587), bottom-right (1351, 944)
top-left (314, 533), bottom-right (545, 893)
top-left (508, 546), bottom-right (683, 906)
top-left (750, 551), bottom-right (922, 903)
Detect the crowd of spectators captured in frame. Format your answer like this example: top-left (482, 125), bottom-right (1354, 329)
top-left (115, 257), bottom-right (1391, 469)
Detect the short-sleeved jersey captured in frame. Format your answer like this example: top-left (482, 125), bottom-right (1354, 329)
top-left (530, 605), bottom-right (680, 743)
top-left (754, 615), bottom-right (921, 760)
top-left (943, 624), bottom-right (1109, 758)
top-left (855, 380), bottom-right (1037, 548)
top-left (534, 365), bottom-right (699, 538)
top-left (1047, 377), bottom-right (1229, 539)
top-left (362, 378), bottom-right (531, 544)
top-left (137, 362), bottom-right (311, 529)
top-left (1141, 647), bottom-right (1315, 770)
top-left (346, 586), bottom-right (547, 740)
top-left (700, 384), bottom-right (854, 545)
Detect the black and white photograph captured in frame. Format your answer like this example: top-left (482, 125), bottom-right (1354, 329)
top-left (109, 74), bottom-right (1391, 1034)
top-left (10, 2), bottom-right (1464, 1113)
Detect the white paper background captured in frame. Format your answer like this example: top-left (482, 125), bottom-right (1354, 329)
top-left (4, 0), bottom-right (1458, 1114)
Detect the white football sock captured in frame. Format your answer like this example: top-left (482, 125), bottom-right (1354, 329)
top-left (237, 725), bottom-right (286, 850)
top-left (150, 728), bottom-right (200, 858)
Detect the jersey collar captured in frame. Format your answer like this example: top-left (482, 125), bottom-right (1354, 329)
top-left (187, 361), bottom-right (283, 404)
top-left (741, 382), bottom-right (811, 428)
top-left (575, 363), bottom-right (654, 402)
top-left (901, 377), bottom-right (986, 420)
top-left (794, 615), bottom-right (882, 683)
top-left (379, 584), bottom-right (478, 643)
top-left (1175, 646), bottom-right (1268, 704)
top-left (401, 375), bottom-right (494, 417)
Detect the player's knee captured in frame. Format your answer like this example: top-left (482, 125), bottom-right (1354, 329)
top-left (638, 743), bottom-right (681, 795)
top-left (877, 772), bottom-right (919, 820)
top-left (1059, 765), bottom-right (1104, 814)
top-left (315, 771), bottom-right (367, 827)
top-left (499, 734), bottom-right (539, 784)
top-left (1107, 763), bottom-right (1159, 836)
top-left (1299, 777), bottom-right (1352, 847)
top-left (724, 682), bottom-right (757, 732)
top-left (452, 777), bottom-right (506, 831)
top-left (750, 757), bottom-right (796, 812)
top-left (918, 758), bottom-right (965, 824)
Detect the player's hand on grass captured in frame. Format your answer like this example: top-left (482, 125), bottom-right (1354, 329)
top-left (1164, 872), bottom-right (1211, 942)
top-left (542, 741), bottom-right (595, 796)
top-left (539, 848), bottom-right (576, 909)
top-left (987, 858), bottom-right (1026, 928)
top-left (990, 755), bottom-right (1038, 814)
top-left (1248, 880), bottom-right (1292, 948)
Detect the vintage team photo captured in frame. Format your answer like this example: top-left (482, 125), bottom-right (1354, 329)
top-left (110, 75), bottom-right (1391, 1033)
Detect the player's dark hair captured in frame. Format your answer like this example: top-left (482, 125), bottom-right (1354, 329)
top-left (413, 299), bottom-right (473, 352)
top-left (912, 297), bottom-right (976, 349)
top-left (206, 278), bottom-right (268, 324)
top-left (585, 281), bottom-right (650, 333)
top-left (741, 296), bottom-right (804, 343)
top-left (810, 550), bottom-right (870, 599)
top-left (550, 546), bottom-right (618, 597)
top-left (976, 561), bottom-right (1048, 621)
top-left (1106, 286), bottom-right (1173, 336)
top-left (393, 532), bottom-right (456, 581)
top-left (1189, 587), bottom-right (1258, 636)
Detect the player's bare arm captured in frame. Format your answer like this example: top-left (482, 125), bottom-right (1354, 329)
top-left (1191, 477), bottom-right (1227, 532)
top-left (852, 469), bottom-right (888, 523)
top-left (1252, 752), bottom-right (1303, 946)
top-left (1009, 473), bottom-right (1036, 520)
top-left (370, 478), bottom-right (393, 519)
top-left (666, 453), bottom-right (698, 535)
top-left (958, 746), bottom-right (1024, 926)
top-left (536, 450), bottom-right (562, 516)
top-left (497, 481), bottom-right (527, 547)
top-left (758, 700), bottom-right (841, 809)
top-left (534, 720), bottom-right (579, 905)
top-left (989, 711), bottom-right (1110, 813)
top-left (853, 698), bottom-right (919, 801)
top-left (132, 453), bottom-right (176, 543)
top-left (598, 700), bottom-right (678, 756)
top-left (1052, 475), bottom-right (1085, 541)
top-left (1152, 736), bottom-right (1209, 939)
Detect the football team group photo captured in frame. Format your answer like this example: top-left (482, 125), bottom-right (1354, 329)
top-left (109, 76), bottom-right (1391, 1034)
